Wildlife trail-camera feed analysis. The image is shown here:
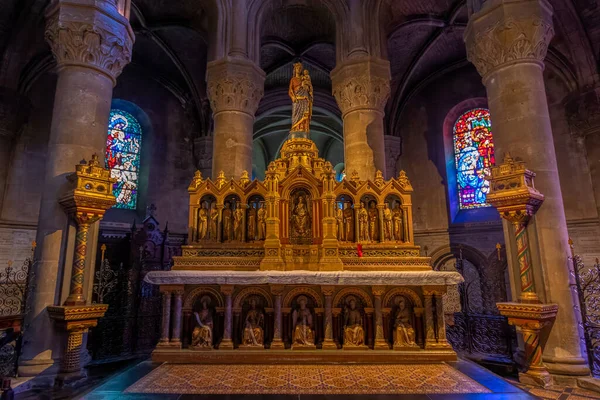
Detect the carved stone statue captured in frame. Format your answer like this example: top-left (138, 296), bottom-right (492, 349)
top-left (292, 296), bottom-right (314, 346)
top-left (289, 62), bottom-right (313, 138)
top-left (358, 204), bottom-right (369, 242)
top-left (257, 202), bottom-right (266, 240)
top-left (222, 202), bottom-right (233, 241)
top-left (242, 297), bottom-right (264, 347)
top-left (368, 202), bottom-right (378, 242)
top-left (336, 203), bottom-right (344, 241)
top-left (393, 296), bottom-right (418, 348)
top-left (247, 206), bottom-right (257, 241)
top-left (392, 204), bottom-right (404, 242)
top-left (234, 205), bottom-right (244, 241)
top-left (198, 205), bottom-right (208, 240)
top-left (209, 204), bottom-right (218, 241)
top-left (383, 203), bottom-right (393, 241)
top-left (343, 296), bottom-right (365, 347)
top-left (343, 203), bottom-right (353, 242)
top-left (191, 296), bottom-right (213, 349)
top-left (291, 194), bottom-right (310, 237)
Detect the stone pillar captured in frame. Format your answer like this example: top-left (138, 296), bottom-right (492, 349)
top-left (424, 292), bottom-right (436, 349)
top-left (432, 290), bottom-right (451, 348)
top-left (270, 285), bottom-right (285, 349)
top-left (384, 135), bottom-right (401, 180)
top-left (220, 285), bottom-right (234, 349)
top-left (331, 58), bottom-right (391, 181)
top-left (206, 58), bottom-right (265, 179)
top-left (170, 289), bottom-right (184, 347)
top-left (464, 0), bottom-right (589, 378)
top-left (159, 289), bottom-right (172, 345)
top-left (19, 0), bottom-right (133, 377)
top-left (321, 286), bottom-right (337, 350)
top-left (372, 286), bottom-right (389, 350)
top-left (565, 86), bottom-right (600, 217)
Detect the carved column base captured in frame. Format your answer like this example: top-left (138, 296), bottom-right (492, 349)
top-left (47, 304), bottom-right (108, 375)
top-left (219, 339), bottom-right (234, 350)
top-left (269, 339), bottom-right (285, 349)
top-left (321, 339), bottom-right (338, 350)
top-left (497, 301), bottom-right (558, 388)
top-left (374, 340), bottom-right (390, 350)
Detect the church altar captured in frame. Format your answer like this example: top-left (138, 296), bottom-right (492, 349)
top-left (145, 64), bottom-right (462, 363)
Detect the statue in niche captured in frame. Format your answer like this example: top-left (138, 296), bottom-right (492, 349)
top-left (292, 296), bottom-right (314, 346)
top-left (242, 297), bottom-right (264, 347)
top-left (234, 205), bottom-right (244, 241)
top-left (368, 201), bottom-right (378, 242)
top-left (209, 204), bottom-right (219, 241)
top-left (288, 62), bottom-right (313, 138)
top-left (222, 202), bottom-right (233, 241)
top-left (343, 296), bottom-right (365, 347)
top-left (383, 204), bottom-right (393, 241)
top-left (197, 204), bottom-right (208, 241)
top-left (358, 203), bottom-right (369, 242)
top-left (257, 202), bottom-right (266, 240)
top-left (291, 192), bottom-right (311, 242)
top-left (343, 203), bottom-right (354, 242)
top-left (393, 296), bottom-right (418, 348)
top-left (247, 205), bottom-right (257, 242)
top-left (336, 203), bottom-right (344, 241)
top-left (392, 204), bottom-right (404, 242)
top-left (191, 296), bottom-right (213, 349)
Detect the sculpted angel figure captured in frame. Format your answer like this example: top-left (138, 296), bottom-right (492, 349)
top-left (383, 203), bottom-right (393, 241)
top-left (197, 204), bottom-right (208, 240)
top-left (343, 296), bottom-right (365, 347)
top-left (191, 296), bottom-right (213, 349)
top-left (257, 202), bottom-right (266, 240)
top-left (392, 204), bottom-right (404, 242)
top-left (292, 296), bottom-right (314, 346)
top-left (336, 203), bottom-right (344, 241)
top-left (393, 296), bottom-right (418, 348)
top-left (358, 203), bottom-right (369, 242)
top-left (209, 203), bottom-right (218, 241)
top-left (368, 202), bottom-right (378, 242)
top-left (242, 297), bottom-right (264, 347)
top-left (234, 205), bottom-right (244, 241)
top-left (288, 62), bottom-right (313, 137)
top-left (343, 203), bottom-right (353, 241)
top-left (222, 202), bottom-right (233, 241)
top-left (247, 205), bottom-right (257, 241)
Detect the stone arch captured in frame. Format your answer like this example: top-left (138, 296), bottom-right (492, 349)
top-left (183, 287), bottom-right (224, 310)
top-left (383, 287), bottom-right (422, 308)
top-left (233, 286), bottom-right (273, 309)
top-left (430, 244), bottom-right (487, 273)
top-left (283, 287), bottom-right (323, 308)
top-left (333, 287), bottom-right (372, 308)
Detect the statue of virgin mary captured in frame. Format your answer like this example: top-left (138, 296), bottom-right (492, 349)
top-left (288, 62), bottom-right (313, 139)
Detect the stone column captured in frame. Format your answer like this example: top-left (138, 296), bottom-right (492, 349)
top-left (464, 0), bottom-right (588, 378)
top-left (565, 86), bottom-right (600, 217)
top-left (158, 289), bottom-right (172, 345)
top-left (220, 285), bottom-right (234, 349)
top-left (372, 286), bottom-right (388, 350)
top-left (424, 291), bottom-right (436, 349)
top-left (432, 291), bottom-right (451, 348)
top-left (19, 1), bottom-right (133, 377)
top-left (384, 135), bottom-right (401, 180)
top-left (321, 286), bottom-right (337, 350)
top-left (331, 58), bottom-right (391, 181)
top-left (206, 58), bottom-right (265, 179)
top-left (170, 289), bottom-right (184, 347)
top-left (270, 285), bottom-right (285, 349)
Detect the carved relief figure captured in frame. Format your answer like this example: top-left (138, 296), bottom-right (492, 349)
top-left (290, 191), bottom-right (312, 243)
top-left (343, 203), bottom-right (354, 242)
top-left (191, 296), bottom-right (213, 349)
top-left (358, 204), bottom-right (369, 242)
top-left (234, 205), bottom-right (244, 241)
top-left (368, 202), bottom-right (378, 242)
top-left (392, 204), bottom-right (404, 242)
top-left (289, 62), bottom-right (313, 136)
top-left (222, 202), bottom-right (233, 241)
top-left (247, 205), bottom-right (257, 241)
top-left (209, 204), bottom-right (218, 241)
top-left (242, 297), bottom-right (264, 347)
top-left (343, 296), bottom-right (365, 347)
top-left (197, 205), bottom-right (208, 241)
top-left (336, 203), bottom-right (344, 241)
top-left (257, 202), bottom-right (266, 240)
top-left (393, 296), bottom-right (418, 347)
top-left (292, 296), bottom-right (314, 346)
top-left (383, 204), bottom-right (392, 241)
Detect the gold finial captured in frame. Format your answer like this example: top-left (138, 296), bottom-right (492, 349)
top-left (397, 170), bottom-right (410, 188)
top-left (7, 260), bottom-right (13, 268)
top-left (215, 170), bottom-right (227, 189)
top-left (239, 170), bottom-right (250, 188)
top-left (350, 170), bottom-right (360, 184)
top-left (374, 170), bottom-right (384, 187)
top-left (89, 154), bottom-right (100, 166)
top-left (496, 243), bottom-right (502, 260)
top-left (31, 241), bottom-right (36, 249)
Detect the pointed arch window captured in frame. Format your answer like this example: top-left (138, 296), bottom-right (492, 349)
top-left (453, 108), bottom-right (494, 209)
top-left (105, 109), bottom-right (142, 209)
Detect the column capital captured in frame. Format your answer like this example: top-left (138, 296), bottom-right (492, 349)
top-left (45, 0), bottom-right (134, 86)
top-left (220, 284), bottom-right (235, 296)
top-left (565, 86), bottom-right (600, 138)
top-left (206, 57), bottom-right (266, 117)
top-left (464, 0), bottom-right (554, 80)
top-left (320, 286), bottom-right (335, 297)
top-left (269, 284), bottom-right (285, 296)
top-left (371, 286), bottom-right (386, 297)
top-left (331, 57), bottom-right (390, 117)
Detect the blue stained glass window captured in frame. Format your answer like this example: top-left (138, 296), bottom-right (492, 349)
top-left (105, 109), bottom-right (142, 209)
top-left (453, 108), bottom-right (494, 210)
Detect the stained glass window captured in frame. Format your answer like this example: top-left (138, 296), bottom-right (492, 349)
top-left (105, 109), bottom-right (142, 209)
top-left (453, 108), bottom-right (494, 210)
